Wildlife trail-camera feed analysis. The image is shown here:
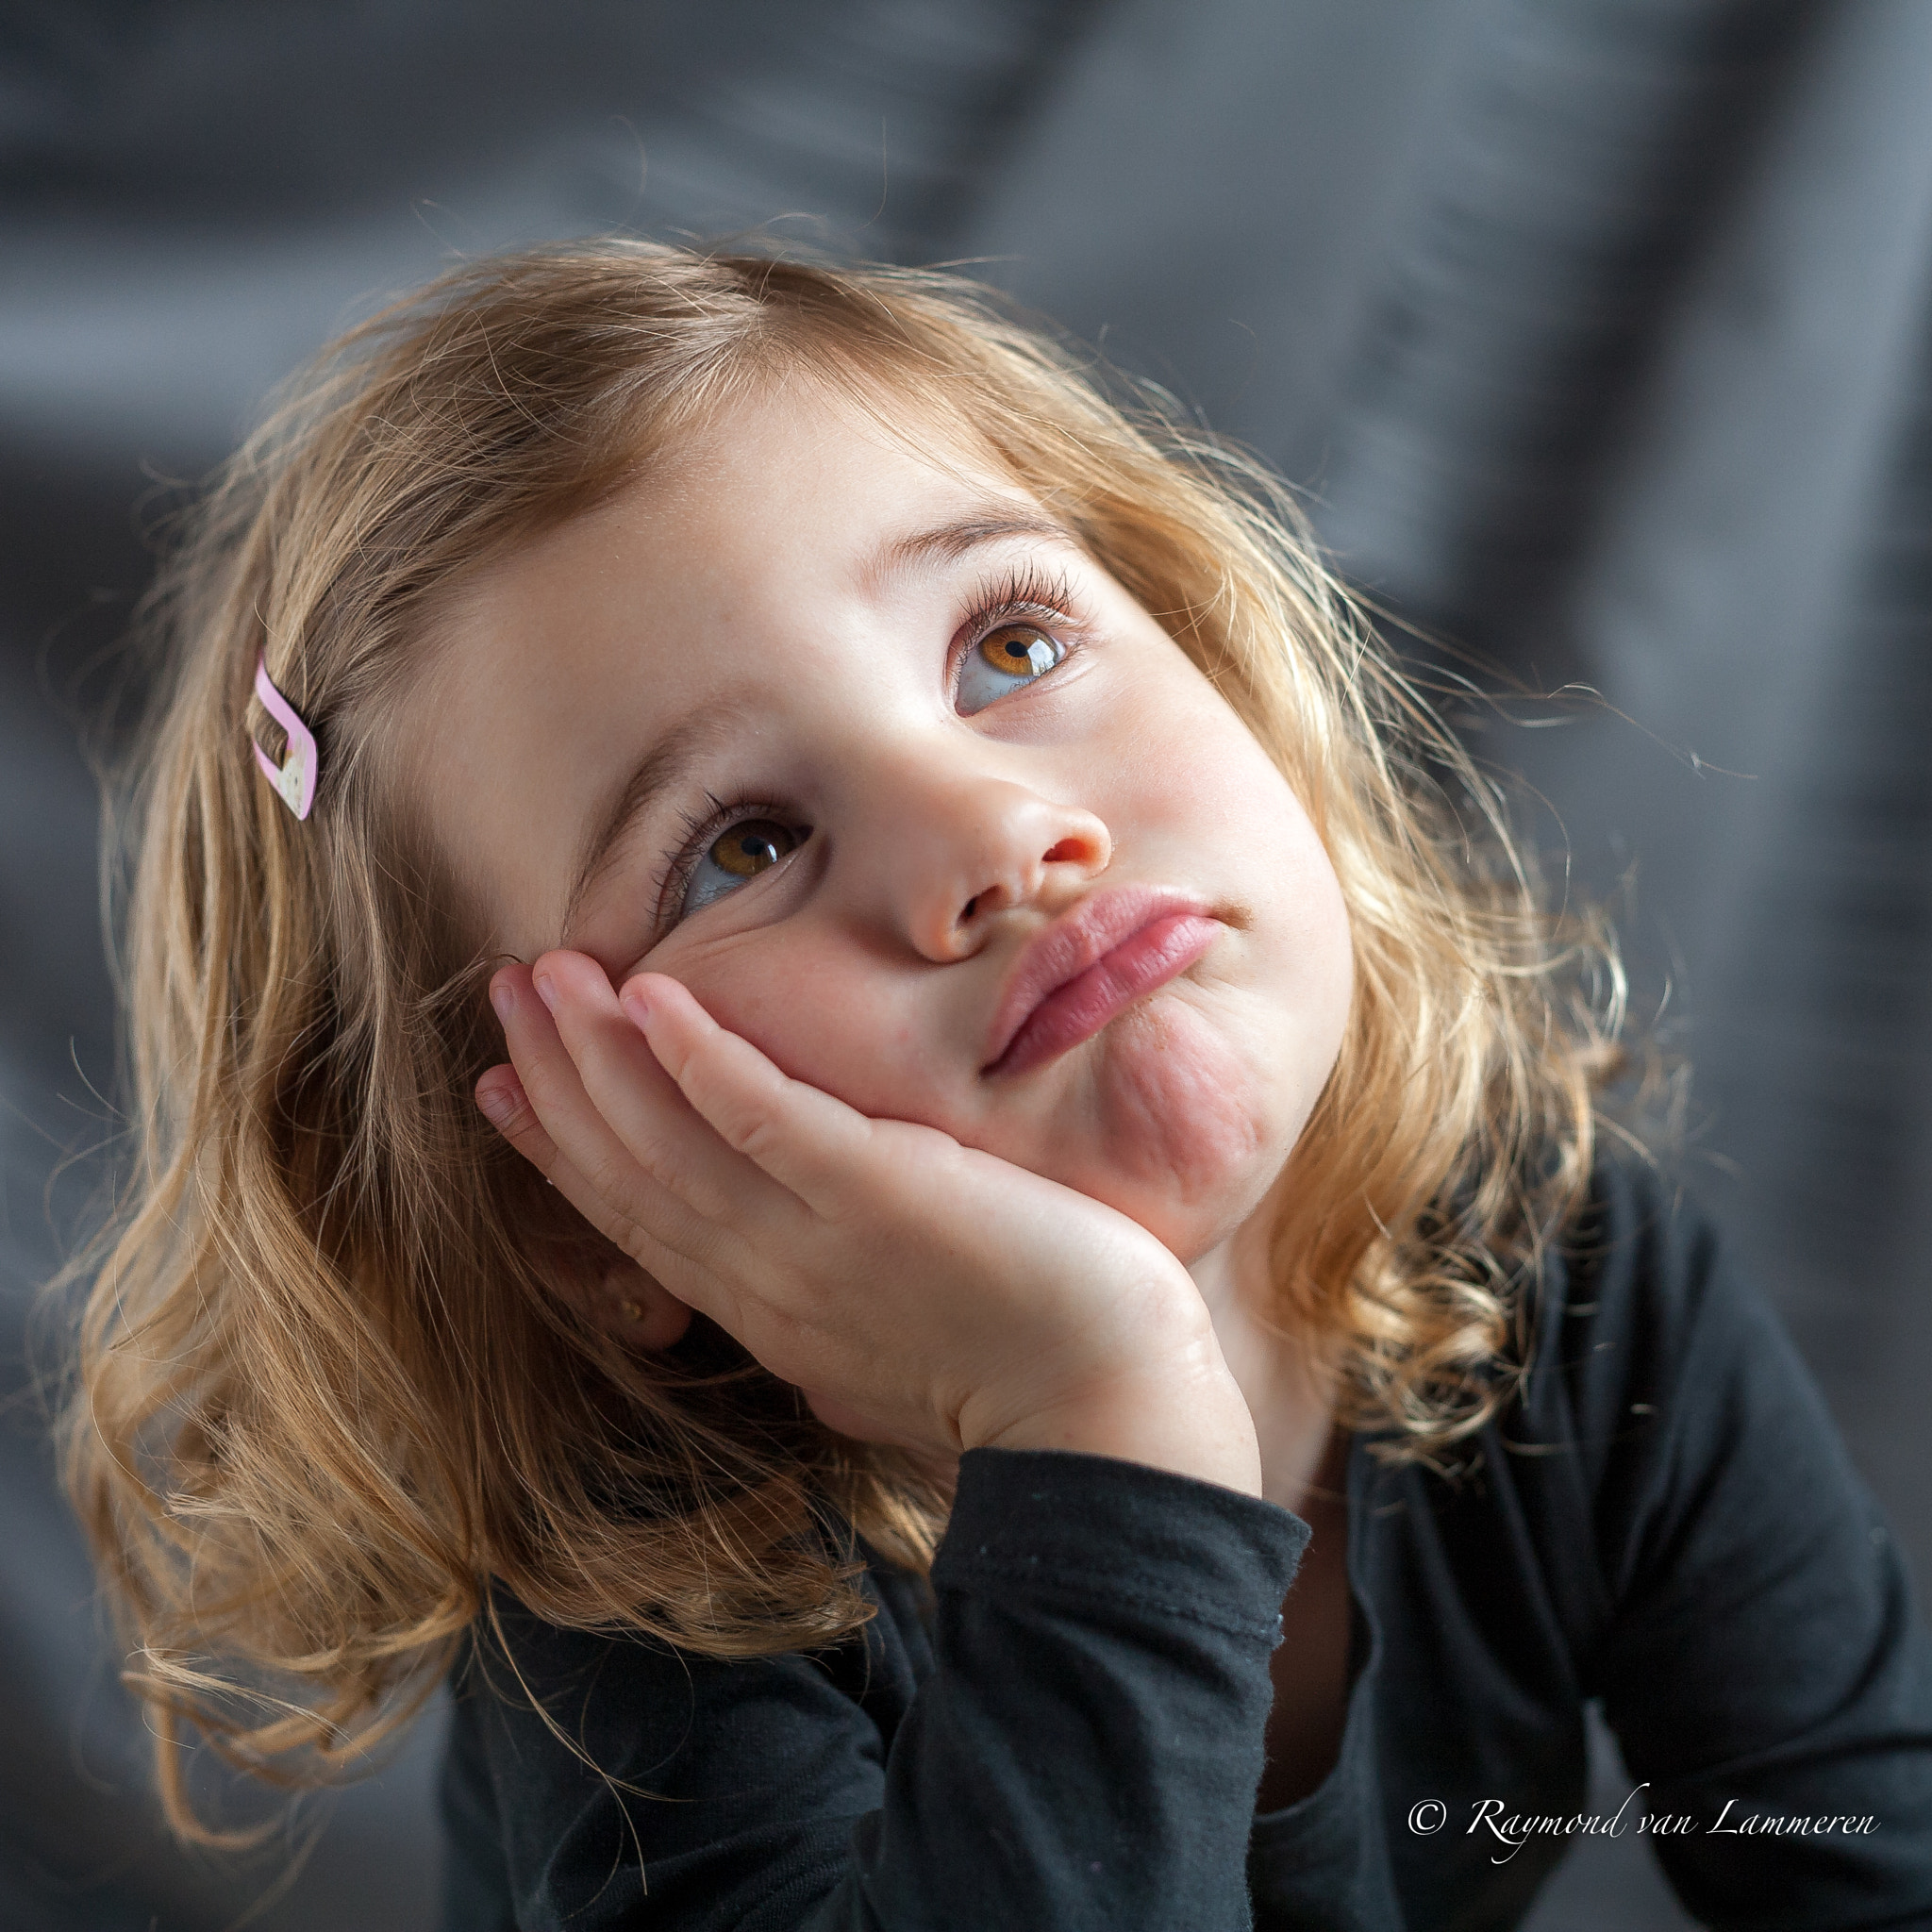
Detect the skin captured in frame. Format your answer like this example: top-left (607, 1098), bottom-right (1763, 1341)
top-left (408, 375), bottom-right (1356, 1509)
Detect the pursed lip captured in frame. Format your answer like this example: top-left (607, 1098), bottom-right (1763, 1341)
top-left (980, 884), bottom-right (1221, 1076)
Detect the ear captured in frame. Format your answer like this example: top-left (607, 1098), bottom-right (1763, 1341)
top-left (563, 1252), bottom-right (694, 1352)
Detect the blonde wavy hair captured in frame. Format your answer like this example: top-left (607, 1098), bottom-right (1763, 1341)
top-left (60, 241), bottom-right (1623, 1837)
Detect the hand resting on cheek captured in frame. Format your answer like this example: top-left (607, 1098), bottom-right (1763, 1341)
top-left (476, 949), bottom-right (1263, 1498)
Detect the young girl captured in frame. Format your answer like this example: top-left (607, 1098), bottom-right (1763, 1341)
top-left (66, 242), bottom-right (1932, 1931)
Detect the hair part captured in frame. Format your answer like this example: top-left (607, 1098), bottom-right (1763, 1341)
top-left (58, 240), bottom-right (1624, 1838)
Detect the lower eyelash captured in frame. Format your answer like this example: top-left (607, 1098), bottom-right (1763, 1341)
top-left (653, 791), bottom-right (730, 922)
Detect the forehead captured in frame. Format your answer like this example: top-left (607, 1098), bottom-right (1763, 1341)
top-left (474, 375), bottom-right (1030, 604)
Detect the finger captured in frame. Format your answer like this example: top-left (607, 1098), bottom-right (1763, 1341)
top-left (475, 1068), bottom-right (695, 1347)
top-left (475, 1058), bottom-right (622, 1228)
top-left (616, 972), bottom-right (880, 1215)
top-left (475, 1063), bottom-right (560, 1178)
top-left (475, 1049), bottom-right (693, 1277)
top-left (489, 966), bottom-right (743, 1297)
top-left (529, 952), bottom-right (797, 1235)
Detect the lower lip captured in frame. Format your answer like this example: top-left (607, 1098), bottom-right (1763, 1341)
top-left (987, 912), bottom-right (1221, 1078)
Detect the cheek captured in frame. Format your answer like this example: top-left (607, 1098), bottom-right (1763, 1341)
top-left (673, 937), bottom-right (949, 1123)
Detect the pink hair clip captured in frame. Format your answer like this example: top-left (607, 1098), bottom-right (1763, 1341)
top-left (251, 653), bottom-right (317, 821)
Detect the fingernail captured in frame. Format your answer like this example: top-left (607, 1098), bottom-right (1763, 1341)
top-left (535, 974), bottom-right (558, 1014)
top-left (490, 980), bottom-right (515, 1024)
top-left (476, 1078), bottom-right (519, 1127)
top-left (621, 988), bottom-right (651, 1027)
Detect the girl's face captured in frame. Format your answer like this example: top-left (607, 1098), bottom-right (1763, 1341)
top-left (414, 377), bottom-right (1354, 1266)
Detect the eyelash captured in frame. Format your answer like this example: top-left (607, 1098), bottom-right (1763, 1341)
top-left (952, 561), bottom-right (1084, 695)
top-left (650, 563), bottom-right (1087, 932)
top-left (650, 791), bottom-right (761, 930)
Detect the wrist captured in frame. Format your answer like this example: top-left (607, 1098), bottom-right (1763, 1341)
top-left (971, 1357), bottom-right (1262, 1499)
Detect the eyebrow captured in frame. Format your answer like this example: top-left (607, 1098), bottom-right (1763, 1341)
top-left (859, 505), bottom-right (1078, 591)
top-left (558, 508), bottom-right (1078, 942)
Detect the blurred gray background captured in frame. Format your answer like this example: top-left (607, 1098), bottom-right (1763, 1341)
top-left (3, 3), bottom-right (1928, 1926)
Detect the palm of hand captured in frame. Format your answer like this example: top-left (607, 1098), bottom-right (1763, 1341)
top-left (480, 952), bottom-right (1215, 1463)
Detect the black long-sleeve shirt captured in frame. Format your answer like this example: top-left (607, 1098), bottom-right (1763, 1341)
top-left (440, 1158), bottom-right (1932, 1928)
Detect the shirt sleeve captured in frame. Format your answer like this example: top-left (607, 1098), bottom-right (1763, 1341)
top-left (450, 1447), bottom-right (1307, 1932)
top-left (1566, 1159), bottom-right (1932, 1926)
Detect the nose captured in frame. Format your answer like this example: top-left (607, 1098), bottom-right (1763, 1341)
top-left (871, 769), bottom-right (1112, 963)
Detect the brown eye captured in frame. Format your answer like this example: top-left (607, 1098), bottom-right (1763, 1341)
top-left (958, 625), bottom-right (1067, 714)
top-left (982, 625), bottom-right (1058, 676)
top-left (680, 817), bottom-right (804, 919)
top-left (710, 819), bottom-right (797, 877)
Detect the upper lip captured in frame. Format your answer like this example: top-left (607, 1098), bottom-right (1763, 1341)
top-left (981, 884), bottom-right (1215, 1072)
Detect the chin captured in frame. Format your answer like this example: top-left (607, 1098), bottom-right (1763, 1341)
top-left (1063, 999), bottom-right (1304, 1258)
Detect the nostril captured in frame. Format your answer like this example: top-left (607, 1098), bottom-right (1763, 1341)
top-left (1043, 838), bottom-right (1086, 864)
top-left (960, 895), bottom-right (979, 922)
